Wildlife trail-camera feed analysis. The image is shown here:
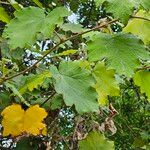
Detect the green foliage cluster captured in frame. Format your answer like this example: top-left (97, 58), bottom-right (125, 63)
top-left (0, 0), bottom-right (150, 149)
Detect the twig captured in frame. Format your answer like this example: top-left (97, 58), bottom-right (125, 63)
top-left (136, 66), bottom-right (150, 71)
top-left (54, 30), bottom-right (64, 41)
top-left (0, 1), bottom-right (10, 5)
top-left (40, 91), bottom-right (56, 106)
top-left (131, 16), bottom-right (150, 22)
top-left (0, 19), bottom-right (118, 85)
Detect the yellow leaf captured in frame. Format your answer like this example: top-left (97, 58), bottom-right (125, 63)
top-left (93, 62), bottom-right (120, 105)
top-left (1, 104), bottom-right (24, 136)
top-left (57, 49), bottom-right (77, 56)
top-left (1, 104), bottom-right (47, 137)
top-left (123, 10), bottom-right (150, 45)
top-left (23, 105), bottom-right (47, 135)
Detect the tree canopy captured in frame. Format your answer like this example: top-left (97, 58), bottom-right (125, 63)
top-left (0, 0), bottom-right (149, 149)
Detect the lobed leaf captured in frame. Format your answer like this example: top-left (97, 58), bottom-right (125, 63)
top-left (50, 61), bottom-right (99, 113)
top-left (79, 131), bottom-right (114, 150)
top-left (87, 32), bottom-right (149, 77)
top-left (3, 7), bottom-right (70, 49)
top-left (1, 104), bottom-right (47, 136)
top-left (123, 10), bottom-right (150, 45)
top-left (19, 71), bottom-right (52, 94)
top-left (93, 62), bottom-right (120, 105)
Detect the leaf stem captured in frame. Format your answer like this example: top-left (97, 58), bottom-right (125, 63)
top-left (131, 16), bottom-right (150, 22)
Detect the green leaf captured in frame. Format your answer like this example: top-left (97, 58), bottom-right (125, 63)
top-left (19, 71), bottom-right (52, 94)
top-left (8, 0), bottom-right (22, 10)
top-left (87, 32), bottom-right (149, 77)
top-left (32, 0), bottom-right (43, 8)
top-left (50, 95), bottom-right (63, 110)
top-left (60, 23), bottom-right (85, 33)
top-left (106, 0), bottom-right (134, 24)
top-left (140, 0), bottom-right (150, 10)
top-left (79, 131), bottom-right (114, 150)
top-left (123, 10), bottom-right (150, 45)
top-left (50, 61), bottom-right (99, 113)
top-left (3, 7), bottom-right (70, 49)
top-left (0, 7), bottom-right (10, 23)
top-left (93, 62), bottom-right (119, 105)
top-left (0, 92), bottom-right (11, 112)
top-left (5, 82), bottom-right (30, 106)
top-left (15, 137), bottom-right (38, 150)
top-left (57, 49), bottom-right (77, 56)
top-left (131, 0), bottom-right (150, 11)
top-left (95, 0), bottom-right (105, 7)
top-left (134, 70), bottom-right (150, 101)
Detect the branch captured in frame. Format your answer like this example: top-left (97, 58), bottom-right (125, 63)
top-left (0, 19), bottom-right (118, 85)
top-left (131, 15), bottom-right (150, 22)
top-left (0, 1), bottom-right (10, 5)
top-left (54, 30), bottom-right (64, 42)
top-left (136, 66), bottom-right (150, 71)
top-left (40, 91), bottom-right (56, 106)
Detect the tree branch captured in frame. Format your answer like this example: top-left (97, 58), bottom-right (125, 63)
top-left (0, 19), bottom-right (118, 85)
top-left (54, 30), bottom-right (64, 42)
top-left (136, 66), bottom-right (150, 71)
top-left (0, 1), bottom-right (10, 5)
top-left (40, 91), bottom-right (56, 106)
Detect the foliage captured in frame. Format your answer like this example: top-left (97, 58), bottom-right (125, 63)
top-left (1, 104), bottom-right (47, 136)
top-left (93, 62), bottom-right (119, 105)
top-left (123, 10), bottom-right (150, 45)
top-left (79, 131), bottom-right (114, 150)
top-left (0, 0), bottom-right (149, 149)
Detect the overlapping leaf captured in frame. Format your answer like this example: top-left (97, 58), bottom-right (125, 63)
top-left (0, 7), bottom-right (10, 23)
top-left (106, 0), bottom-right (149, 24)
top-left (93, 62), bottom-right (119, 105)
top-left (95, 0), bottom-right (105, 6)
top-left (50, 61), bottom-right (99, 113)
top-left (131, 0), bottom-right (150, 11)
top-left (19, 71), bottom-right (52, 94)
top-left (106, 0), bottom-right (134, 24)
top-left (123, 10), bottom-right (150, 45)
top-left (60, 23), bottom-right (84, 33)
top-left (57, 49), bottom-right (77, 56)
top-left (87, 32), bottom-right (149, 77)
top-left (5, 82), bottom-right (30, 106)
top-left (79, 131), bottom-right (114, 150)
top-left (134, 70), bottom-right (150, 101)
top-left (3, 7), bottom-right (70, 49)
top-left (1, 104), bottom-right (47, 136)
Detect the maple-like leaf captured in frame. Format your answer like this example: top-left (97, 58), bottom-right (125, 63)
top-left (1, 104), bottom-right (24, 136)
top-left (19, 71), bottom-right (52, 94)
top-left (106, 0), bottom-right (134, 24)
top-left (23, 105), bottom-right (48, 135)
top-left (134, 70), bottom-right (150, 101)
top-left (79, 131), bottom-right (114, 150)
top-left (3, 7), bottom-right (70, 49)
top-left (123, 10), bottom-right (150, 45)
top-left (87, 32), bottom-right (149, 77)
top-left (50, 61), bottom-right (99, 113)
top-left (131, 0), bottom-right (150, 11)
top-left (93, 62), bottom-right (120, 105)
top-left (1, 104), bottom-right (47, 137)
